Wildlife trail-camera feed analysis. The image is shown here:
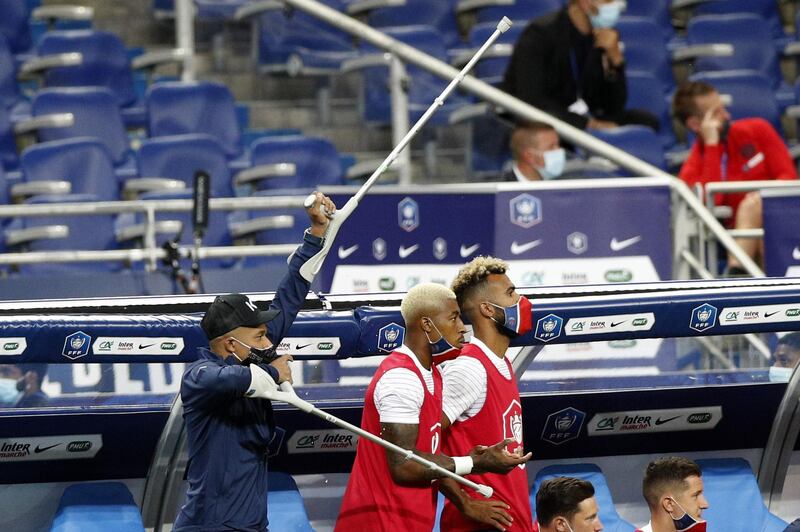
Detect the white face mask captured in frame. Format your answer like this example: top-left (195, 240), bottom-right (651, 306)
top-left (537, 148), bottom-right (566, 180)
top-left (590, 1), bottom-right (623, 29)
top-left (0, 378), bottom-right (21, 406)
top-left (769, 366), bottom-right (794, 383)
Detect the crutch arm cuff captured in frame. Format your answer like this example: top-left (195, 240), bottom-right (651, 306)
top-left (453, 456), bottom-right (474, 476)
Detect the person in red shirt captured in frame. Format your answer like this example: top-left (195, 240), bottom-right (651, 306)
top-left (674, 81), bottom-right (798, 273)
top-left (439, 256), bottom-right (535, 531)
top-left (636, 457), bottom-right (709, 532)
top-left (533, 477), bottom-right (604, 532)
top-left (336, 282), bottom-right (530, 532)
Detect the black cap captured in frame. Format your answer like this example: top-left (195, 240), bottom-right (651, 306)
top-left (201, 293), bottom-right (280, 340)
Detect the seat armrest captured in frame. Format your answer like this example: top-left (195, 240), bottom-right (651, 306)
top-left (115, 220), bottom-right (183, 243)
top-left (672, 44), bottom-right (734, 62)
top-left (131, 48), bottom-right (191, 70)
top-left (13, 113), bottom-right (75, 135)
top-left (31, 5), bottom-right (94, 22)
top-left (234, 0), bottom-right (284, 20)
top-left (455, 0), bottom-right (513, 15)
top-left (5, 225), bottom-right (69, 246)
top-left (234, 164), bottom-right (297, 185)
top-left (346, 0), bottom-right (405, 16)
top-left (11, 181), bottom-right (72, 199)
top-left (229, 215), bottom-right (294, 238)
top-left (122, 178), bottom-right (187, 195)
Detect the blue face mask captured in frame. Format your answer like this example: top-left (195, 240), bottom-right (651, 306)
top-left (537, 148), bottom-right (566, 180)
top-left (769, 366), bottom-right (794, 383)
top-left (423, 319), bottom-right (459, 364)
top-left (668, 498), bottom-right (707, 532)
top-left (590, 1), bottom-right (623, 29)
top-left (0, 378), bottom-right (21, 406)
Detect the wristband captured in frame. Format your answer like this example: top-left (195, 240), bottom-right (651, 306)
top-left (453, 456), bottom-right (473, 476)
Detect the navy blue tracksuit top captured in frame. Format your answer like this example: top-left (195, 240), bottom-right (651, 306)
top-left (174, 231), bottom-right (322, 532)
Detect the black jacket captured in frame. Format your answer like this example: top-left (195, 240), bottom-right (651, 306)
top-left (502, 7), bottom-right (627, 129)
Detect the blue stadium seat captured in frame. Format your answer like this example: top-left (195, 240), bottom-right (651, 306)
top-left (462, 22), bottom-right (524, 86)
top-left (361, 25), bottom-right (470, 127)
top-left (626, 71), bottom-right (675, 147)
top-left (0, 105), bottom-right (17, 171)
top-left (245, 136), bottom-right (344, 191)
top-left (692, 0), bottom-right (787, 46)
top-left (50, 481), bottom-right (144, 532)
top-left (476, 0), bottom-right (564, 26)
top-left (624, 0), bottom-right (677, 47)
top-left (0, 0), bottom-right (33, 54)
top-left (531, 463), bottom-right (635, 532)
top-left (255, 0), bottom-right (357, 76)
top-left (29, 87), bottom-right (133, 168)
top-left (0, 162), bottom-right (8, 205)
top-left (682, 14), bottom-right (793, 109)
top-left (367, 0), bottom-right (460, 48)
top-left (695, 458), bottom-right (787, 532)
top-left (690, 70), bottom-right (782, 133)
top-left (0, 35), bottom-right (19, 111)
top-left (146, 81), bottom-right (243, 159)
top-left (34, 30), bottom-right (145, 125)
top-left (136, 134), bottom-right (235, 198)
top-left (617, 16), bottom-right (675, 89)
top-left (267, 472), bottom-right (314, 531)
top-left (589, 125), bottom-right (667, 173)
top-left (19, 138), bottom-right (119, 201)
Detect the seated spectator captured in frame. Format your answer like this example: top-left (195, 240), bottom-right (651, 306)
top-left (503, 121), bottom-right (566, 181)
top-left (769, 332), bottom-right (800, 383)
top-left (534, 476), bottom-right (604, 532)
top-left (502, 0), bottom-right (658, 132)
top-left (638, 457), bottom-right (708, 532)
top-left (0, 364), bottom-right (49, 408)
top-left (673, 81), bottom-right (798, 274)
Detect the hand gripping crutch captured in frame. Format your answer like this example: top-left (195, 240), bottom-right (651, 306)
top-left (299, 17), bottom-right (513, 282)
top-left (271, 381), bottom-right (494, 497)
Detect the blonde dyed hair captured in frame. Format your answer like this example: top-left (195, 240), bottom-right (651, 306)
top-left (451, 256), bottom-right (508, 315)
top-left (400, 282), bottom-right (457, 324)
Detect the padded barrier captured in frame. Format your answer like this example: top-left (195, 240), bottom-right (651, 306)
top-left (530, 463), bottom-right (635, 532)
top-left (50, 481), bottom-right (144, 532)
top-left (696, 458), bottom-right (787, 532)
top-left (267, 472), bottom-right (314, 531)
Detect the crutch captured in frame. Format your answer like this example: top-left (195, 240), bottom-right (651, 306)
top-left (270, 381), bottom-right (494, 497)
top-left (299, 16), bottom-right (513, 282)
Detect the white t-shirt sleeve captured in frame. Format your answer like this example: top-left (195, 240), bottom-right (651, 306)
top-left (442, 357), bottom-right (486, 424)
top-left (373, 368), bottom-right (424, 424)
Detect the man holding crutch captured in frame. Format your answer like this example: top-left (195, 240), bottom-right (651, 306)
top-left (336, 283), bottom-right (531, 531)
top-left (174, 192), bottom-right (336, 532)
top-left (440, 256), bottom-right (535, 531)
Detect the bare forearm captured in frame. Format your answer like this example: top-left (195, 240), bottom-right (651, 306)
top-left (388, 449), bottom-right (455, 485)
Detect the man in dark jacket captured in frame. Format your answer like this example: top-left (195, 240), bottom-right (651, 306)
top-left (502, 0), bottom-right (657, 132)
top-left (174, 192), bottom-right (336, 532)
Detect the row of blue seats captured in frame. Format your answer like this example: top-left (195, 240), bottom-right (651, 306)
top-left (47, 458), bottom-right (787, 531)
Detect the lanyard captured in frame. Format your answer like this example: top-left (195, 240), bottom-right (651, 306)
top-left (569, 48), bottom-right (583, 99)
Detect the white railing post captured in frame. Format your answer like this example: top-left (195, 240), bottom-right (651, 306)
top-left (389, 54), bottom-right (412, 185)
top-left (175, 0), bottom-right (195, 81)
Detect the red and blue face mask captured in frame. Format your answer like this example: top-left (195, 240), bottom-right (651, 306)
top-left (424, 319), bottom-right (460, 365)
top-left (669, 499), bottom-right (707, 532)
top-left (489, 295), bottom-right (533, 336)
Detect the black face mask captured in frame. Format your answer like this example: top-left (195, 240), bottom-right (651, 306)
top-left (719, 119), bottom-right (731, 144)
top-left (231, 338), bottom-right (279, 366)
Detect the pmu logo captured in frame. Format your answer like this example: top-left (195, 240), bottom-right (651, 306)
top-left (377, 323), bottom-right (405, 353)
top-left (62, 331), bottom-right (91, 360)
top-left (509, 193), bottom-right (542, 228)
top-left (689, 303), bottom-right (718, 332)
top-left (535, 314), bottom-right (563, 342)
top-left (541, 407), bottom-right (585, 445)
top-left (398, 197), bottom-right (419, 232)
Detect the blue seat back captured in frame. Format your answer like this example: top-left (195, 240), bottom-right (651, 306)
top-left (38, 30), bottom-right (136, 106)
top-left (137, 134), bottom-right (234, 198)
top-left (267, 472), bottom-right (314, 532)
top-left (20, 195), bottom-right (117, 253)
top-left (687, 14), bottom-right (780, 87)
top-left (590, 125), bottom-right (666, 172)
top-left (531, 463), bottom-right (635, 532)
top-left (50, 481), bottom-right (144, 532)
top-left (249, 136), bottom-right (343, 191)
top-left (147, 81), bottom-right (242, 158)
top-left (0, 35), bottom-right (18, 109)
top-left (0, 1), bottom-right (32, 53)
top-left (626, 71), bottom-right (674, 146)
top-left (468, 22), bottom-right (524, 85)
top-left (0, 105), bottom-right (16, 171)
top-left (624, 0), bottom-right (673, 36)
top-left (690, 70), bottom-right (781, 132)
top-left (693, 0), bottom-right (784, 42)
top-left (477, 0), bottom-right (564, 25)
top-left (369, 0), bottom-right (459, 47)
top-left (695, 458), bottom-right (787, 532)
top-left (618, 16), bottom-right (674, 87)
top-left (0, 163), bottom-right (8, 205)
top-left (31, 87), bottom-right (130, 165)
top-left (21, 138), bottom-right (119, 200)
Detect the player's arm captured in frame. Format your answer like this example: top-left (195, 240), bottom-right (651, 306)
top-left (439, 478), bottom-right (513, 532)
top-left (441, 357), bottom-right (485, 430)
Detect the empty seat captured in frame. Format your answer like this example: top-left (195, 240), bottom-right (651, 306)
top-left (18, 138), bottom-right (119, 201)
top-left (692, 0), bottom-right (786, 45)
top-left (476, 0), bottom-right (564, 26)
top-left (626, 71), bottom-right (675, 147)
top-left (50, 481), bottom-right (144, 532)
top-left (244, 136), bottom-right (344, 191)
top-left (461, 21), bottom-right (524, 86)
top-left (233, 188), bottom-right (306, 268)
top-left (0, 1), bottom-right (32, 54)
top-left (0, 35), bottom-right (19, 111)
top-left (617, 16), bottom-right (675, 89)
top-left (267, 472), bottom-right (314, 531)
top-left (0, 105), bottom-right (16, 171)
top-left (589, 125), bottom-right (667, 173)
top-left (531, 463), bottom-right (635, 532)
top-left (624, 0), bottom-right (675, 44)
top-left (367, 0), bottom-right (460, 48)
top-left (695, 458), bottom-right (787, 532)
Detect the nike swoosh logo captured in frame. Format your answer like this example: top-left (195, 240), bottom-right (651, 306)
top-left (610, 321), bottom-right (626, 327)
top-left (655, 415), bottom-right (681, 426)
top-left (338, 245), bottom-right (358, 260)
top-left (139, 343), bottom-right (155, 349)
top-left (510, 239), bottom-right (542, 255)
top-left (34, 443), bottom-right (60, 453)
top-left (765, 311), bottom-right (780, 318)
top-left (399, 244), bottom-right (419, 259)
top-left (295, 344), bottom-right (312, 350)
top-left (793, 247), bottom-right (800, 260)
top-left (460, 243), bottom-right (480, 258)
top-left (610, 235), bottom-right (642, 251)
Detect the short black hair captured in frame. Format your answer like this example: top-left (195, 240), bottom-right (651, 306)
top-left (672, 81), bottom-right (716, 124)
top-left (642, 457), bottom-right (701, 509)
top-left (536, 477), bottom-right (595, 525)
top-left (777, 332), bottom-right (800, 352)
